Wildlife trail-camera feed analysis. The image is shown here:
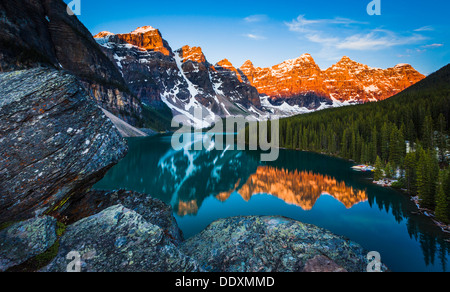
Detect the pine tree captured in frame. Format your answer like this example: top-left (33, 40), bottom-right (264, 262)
top-left (437, 114), bottom-right (447, 162)
top-left (341, 129), bottom-right (348, 158)
top-left (445, 170), bottom-right (450, 219)
top-left (351, 130), bottom-right (357, 161)
top-left (301, 130), bottom-right (307, 149)
top-left (361, 141), bottom-right (369, 163)
top-left (371, 126), bottom-right (378, 163)
top-left (416, 148), bottom-right (430, 207)
top-left (293, 128), bottom-right (298, 150)
top-left (374, 156), bottom-right (384, 181)
top-left (389, 126), bottom-right (400, 167)
top-left (422, 115), bottom-right (434, 150)
top-left (429, 150), bottom-right (440, 206)
top-left (398, 129), bottom-right (406, 166)
top-left (404, 152), bottom-right (417, 194)
top-left (417, 149), bottom-right (439, 208)
top-left (435, 171), bottom-right (449, 223)
top-left (381, 122), bottom-right (390, 162)
top-left (385, 162), bottom-right (394, 178)
top-left (286, 121), bottom-right (293, 148)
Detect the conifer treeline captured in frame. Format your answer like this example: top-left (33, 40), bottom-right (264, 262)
top-left (276, 64), bottom-right (450, 223)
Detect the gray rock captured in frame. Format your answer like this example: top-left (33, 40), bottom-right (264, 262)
top-left (303, 255), bottom-right (348, 272)
top-left (181, 216), bottom-right (378, 272)
top-left (101, 108), bottom-right (148, 138)
top-left (0, 216), bottom-right (57, 271)
top-left (57, 189), bottom-right (184, 245)
top-left (0, 68), bottom-right (128, 223)
top-left (43, 205), bottom-right (201, 272)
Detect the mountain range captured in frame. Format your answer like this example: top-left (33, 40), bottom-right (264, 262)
top-left (240, 55), bottom-right (425, 107)
top-left (93, 26), bottom-right (425, 126)
top-left (0, 0), bottom-right (426, 132)
top-left (94, 27), bottom-right (262, 128)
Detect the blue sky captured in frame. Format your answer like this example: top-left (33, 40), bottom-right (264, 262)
top-left (68, 0), bottom-right (449, 75)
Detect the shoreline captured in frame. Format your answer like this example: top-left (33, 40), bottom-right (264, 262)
top-left (353, 163), bottom-right (450, 238)
top-left (294, 148), bottom-right (450, 238)
top-left (409, 196), bottom-right (450, 236)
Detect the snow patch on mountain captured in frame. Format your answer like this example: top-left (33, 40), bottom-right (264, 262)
top-left (174, 54), bottom-right (199, 99)
top-left (364, 85), bottom-right (380, 93)
top-left (131, 26), bottom-right (157, 34)
top-left (259, 95), bottom-right (360, 119)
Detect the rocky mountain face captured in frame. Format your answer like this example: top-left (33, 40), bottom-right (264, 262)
top-left (0, 0), bottom-right (156, 128)
top-left (94, 29), bottom-right (263, 127)
top-left (323, 57), bottom-right (426, 102)
top-left (240, 54), bottom-right (327, 100)
top-left (0, 68), bottom-right (128, 223)
top-left (94, 25), bottom-right (424, 122)
top-left (239, 54), bottom-right (425, 113)
top-left (116, 26), bottom-right (173, 56)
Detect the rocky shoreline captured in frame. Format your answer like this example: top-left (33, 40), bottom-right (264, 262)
top-left (349, 163), bottom-right (450, 237)
top-left (1, 191), bottom-right (383, 272)
top-left (410, 196), bottom-right (450, 236)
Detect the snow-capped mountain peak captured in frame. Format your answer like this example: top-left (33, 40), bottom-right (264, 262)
top-left (93, 31), bottom-right (115, 38)
top-left (93, 25), bottom-right (426, 127)
top-left (131, 26), bottom-right (157, 34)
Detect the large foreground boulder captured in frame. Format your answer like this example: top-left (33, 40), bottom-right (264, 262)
top-left (43, 205), bottom-right (201, 272)
top-left (57, 189), bottom-right (184, 245)
top-left (181, 216), bottom-right (379, 272)
top-left (0, 216), bottom-right (57, 271)
top-left (0, 68), bottom-right (128, 223)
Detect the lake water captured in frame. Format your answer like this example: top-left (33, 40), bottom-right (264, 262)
top-left (94, 134), bottom-right (450, 272)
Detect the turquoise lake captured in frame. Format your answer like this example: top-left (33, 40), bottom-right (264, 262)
top-left (94, 134), bottom-right (450, 272)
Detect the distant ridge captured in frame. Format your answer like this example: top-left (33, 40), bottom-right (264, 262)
top-left (93, 25), bottom-right (427, 123)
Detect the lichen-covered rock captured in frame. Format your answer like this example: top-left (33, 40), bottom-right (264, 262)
top-left (181, 216), bottom-right (379, 272)
top-left (0, 216), bottom-right (57, 271)
top-left (43, 205), bottom-right (201, 272)
top-left (56, 189), bottom-right (184, 245)
top-left (0, 68), bottom-right (128, 223)
top-left (303, 255), bottom-right (348, 272)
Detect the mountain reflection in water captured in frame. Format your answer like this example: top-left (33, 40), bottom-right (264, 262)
top-left (155, 136), bottom-right (366, 216)
top-left (187, 167), bottom-right (367, 215)
top-left (94, 135), bottom-right (450, 272)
